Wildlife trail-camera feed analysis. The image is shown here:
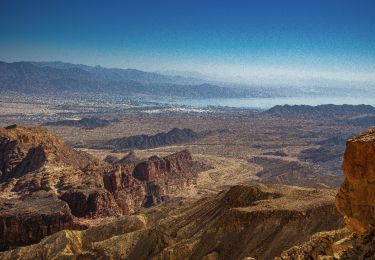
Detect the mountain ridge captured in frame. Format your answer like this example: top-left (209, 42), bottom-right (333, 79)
top-left (0, 60), bottom-right (260, 98)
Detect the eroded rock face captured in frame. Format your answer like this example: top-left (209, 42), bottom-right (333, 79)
top-left (0, 124), bottom-right (94, 183)
top-left (0, 191), bottom-right (87, 251)
top-left (336, 128), bottom-right (375, 233)
top-left (60, 189), bottom-right (122, 217)
top-left (0, 125), bottom-right (205, 250)
top-left (134, 150), bottom-right (197, 188)
top-left (133, 150), bottom-right (192, 181)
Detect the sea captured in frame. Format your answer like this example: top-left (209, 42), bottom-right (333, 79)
top-left (146, 96), bottom-right (375, 110)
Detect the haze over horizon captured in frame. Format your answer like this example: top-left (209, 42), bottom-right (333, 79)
top-left (1, 0), bottom-right (375, 88)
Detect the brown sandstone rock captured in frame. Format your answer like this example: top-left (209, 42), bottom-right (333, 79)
top-left (0, 191), bottom-right (86, 251)
top-left (336, 128), bottom-right (375, 233)
top-left (133, 150), bottom-right (194, 182)
top-left (60, 189), bottom-right (122, 217)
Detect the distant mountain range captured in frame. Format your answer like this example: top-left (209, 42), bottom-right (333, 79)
top-left (0, 61), bottom-right (271, 98)
top-left (264, 104), bottom-right (375, 119)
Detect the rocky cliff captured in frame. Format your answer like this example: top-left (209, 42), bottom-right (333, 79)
top-left (0, 191), bottom-right (87, 251)
top-left (336, 128), bottom-right (375, 233)
top-left (0, 125), bottom-right (204, 250)
top-left (277, 127), bottom-right (375, 259)
top-left (0, 124), bottom-right (94, 183)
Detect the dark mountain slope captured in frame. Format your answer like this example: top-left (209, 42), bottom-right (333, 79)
top-left (104, 128), bottom-right (202, 150)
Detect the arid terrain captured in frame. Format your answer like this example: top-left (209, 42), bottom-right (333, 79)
top-left (1, 94), bottom-right (373, 192)
top-left (0, 94), bottom-right (374, 259)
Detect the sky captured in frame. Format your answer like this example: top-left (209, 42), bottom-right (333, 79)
top-left (0, 0), bottom-right (375, 87)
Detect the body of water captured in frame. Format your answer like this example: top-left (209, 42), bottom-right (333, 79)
top-left (148, 96), bottom-right (375, 110)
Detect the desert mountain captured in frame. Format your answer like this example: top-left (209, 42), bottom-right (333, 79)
top-left (0, 125), bottom-right (205, 250)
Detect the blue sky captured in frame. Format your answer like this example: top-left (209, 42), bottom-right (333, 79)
top-left (0, 0), bottom-right (374, 87)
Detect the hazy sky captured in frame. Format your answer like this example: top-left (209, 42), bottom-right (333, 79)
top-left (1, 0), bottom-right (374, 87)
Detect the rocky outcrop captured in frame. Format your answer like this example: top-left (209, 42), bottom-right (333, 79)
top-left (0, 125), bottom-right (205, 250)
top-left (133, 150), bottom-right (194, 182)
top-left (0, 191), bottom-right (86, 251)
top-left (276, 229), bottom-right (375, 259)
top-left (336, 128), bottom-right (375, 233)
top-left (60, 189), bottom-right (122, 217)
top-left (275, 228), bottom-right (351, 259)
top-left (0, 124), bottom-right (94, 183)
top-left (0, 184), bottom-right (344, 259)
top-left (133, 150), bottom-right (202, 206)
top-left (102, 163), bottom-right (146, 214)
top-left (0, 214), bottom-right (148, 260)
top-left (102, 150), bottom-right (204, 212)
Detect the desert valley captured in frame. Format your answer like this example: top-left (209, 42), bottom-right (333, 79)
top-left (0, 87), bottom-right (375, 259)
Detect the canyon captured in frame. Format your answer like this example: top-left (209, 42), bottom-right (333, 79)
top-left (0, 125), bottom-right (205, 250)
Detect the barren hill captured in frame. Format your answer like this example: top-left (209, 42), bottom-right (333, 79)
top-left (104, 128), bottom-right (202, 150)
